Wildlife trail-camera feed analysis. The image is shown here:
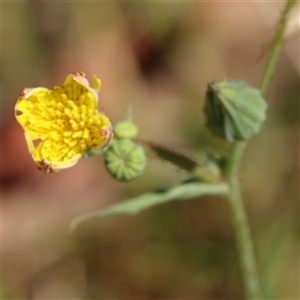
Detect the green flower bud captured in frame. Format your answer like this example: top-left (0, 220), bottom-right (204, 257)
top-left (204, 80), bottom-right (267, 142)
top-left (113, 120), bottom-right (138, 140)
top-left (105, 140), bottom-right (146, 181)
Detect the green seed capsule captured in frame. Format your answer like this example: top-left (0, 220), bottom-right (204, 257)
top-left (204, 80), bottom-right (267, 142)
top-left (113, 120), bottom-right (139, 140)
top-left (104, 140), bottom-right (146, 181)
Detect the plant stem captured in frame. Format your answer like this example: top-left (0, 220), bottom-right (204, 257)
top-left (137, 139), bottom-right (221, 183)
top-left (259, 0), bottom-right (296, 95)
top-left (225, 1), bottom-right (295, 299)
top-left (226, 142), bottom-right (263, 299)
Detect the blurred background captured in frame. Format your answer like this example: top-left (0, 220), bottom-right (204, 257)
top-left (1, 1), bottom-right (299, 299)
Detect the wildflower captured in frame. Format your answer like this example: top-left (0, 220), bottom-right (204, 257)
top-left (15, 72), bottom-right (112, 173)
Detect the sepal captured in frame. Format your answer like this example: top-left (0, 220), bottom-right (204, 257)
top-left (204, 80), bottom-right (267, 142)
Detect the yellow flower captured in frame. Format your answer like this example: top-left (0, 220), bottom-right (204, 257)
top-left (15, 72), bottom-right (113, 173)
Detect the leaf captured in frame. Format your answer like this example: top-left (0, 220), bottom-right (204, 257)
top-left (69, 178), bottom-right (229, 231)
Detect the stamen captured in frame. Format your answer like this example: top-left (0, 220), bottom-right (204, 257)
top-left (69, 140), bottom-right (78, 148)
top-left (80, 105), bottom-right (87, 115)
top-left (70, 121), bottom-right (79, 131)
top-left (62, 147), bottom-right (69, 154)
top-left (61, 93), bottom-right (68, 104)
top-left (63, 131), bottom-right (72, 137)
top-left (72, 111), bottom-right (80, 121)
top-left (55, 142), bottom-right (65, 150)
top-left (50, 100), bottom-right (57, 109)
top-left (50, 131), bottom-right (62, 141)
top-left (67, 150), bottom-right (74, 158)
top-left (52, 123), bottom-right (62, 130)
top-left (57, 103), bottom-right (65, 111)
top-left (72, 131), bottom-right (83, 138)
top-left (64, 108), bottom-right (73, 119)
top-left (83, 128), bottom-right (89, 139)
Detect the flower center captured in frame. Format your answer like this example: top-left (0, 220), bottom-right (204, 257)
top-left (20, 86), bottom-right (109, 164)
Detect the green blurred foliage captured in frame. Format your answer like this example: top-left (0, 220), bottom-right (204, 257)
top-left (2, 1), bottom-right (299, 299)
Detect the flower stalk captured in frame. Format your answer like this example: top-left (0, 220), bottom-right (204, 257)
top-left (258, 0), bottom-right (296, 95)
top-left (226, 141), bottom-right (263, 299)
top-left (225, 0), bottom-right (295, 298)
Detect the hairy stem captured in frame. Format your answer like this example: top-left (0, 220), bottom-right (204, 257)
top-left (225, 1), bottom-right (295, 299)
top-left (136, 139), bottom-right (221, 183)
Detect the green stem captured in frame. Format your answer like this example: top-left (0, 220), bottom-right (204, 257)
top-left (226, 143), bottom-right (263, 299)
top-left (225, 1), bottom-right (295, 299)
top-left (136, 139), bottom-right (221, 183)
top-left (258, 0), bottom-right (296, 95)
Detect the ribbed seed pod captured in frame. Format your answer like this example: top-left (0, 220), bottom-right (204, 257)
top-left (105, 140), bottom-right (146, 181)
top-left (113, 120), bottom-right (139, 140)
top-left (204, 80), bottom-right (267, 142)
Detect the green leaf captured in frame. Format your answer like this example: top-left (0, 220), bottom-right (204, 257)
top-left (69, 178), bottom-right (229, 231)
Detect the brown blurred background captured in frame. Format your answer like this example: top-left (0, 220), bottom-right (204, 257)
top-left (1, 1), bottom-right (299, 299)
